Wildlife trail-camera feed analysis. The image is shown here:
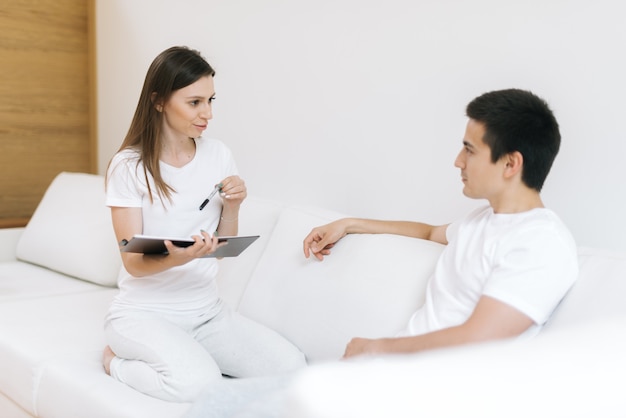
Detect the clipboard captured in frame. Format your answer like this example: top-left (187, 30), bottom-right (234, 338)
top-left (120, 234), bottom-right (259, 258)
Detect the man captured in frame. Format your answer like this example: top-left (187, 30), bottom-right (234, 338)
top-left (303, 88), bottom-right (578, 359)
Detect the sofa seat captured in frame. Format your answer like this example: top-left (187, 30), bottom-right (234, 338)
top-left (0, 289), bottom-right (116, 416)
top-left (0, 261), bottom-right (105, 302)
top-left (0, 260), bottom-right (119, 416)
top-left (36, 354), bottom-right (189, 418)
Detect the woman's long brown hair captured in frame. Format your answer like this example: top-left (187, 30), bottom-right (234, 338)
top-left (106, 46), bottom-right (215, 203)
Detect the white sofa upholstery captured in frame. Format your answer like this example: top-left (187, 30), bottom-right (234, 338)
top-left (286, 316), bottom-right (626, 418)
top-left (1, 171), bottom-right (624, 418)
top-left (285, 248), bottom-right (626, 417)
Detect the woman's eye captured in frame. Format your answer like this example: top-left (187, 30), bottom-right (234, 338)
top-left (209, 97), bottom-right (216, 103)
top-left (190, 100), bottom-right (200, 106)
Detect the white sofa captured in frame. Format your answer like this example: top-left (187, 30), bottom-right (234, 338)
top-left (1, 172), bottom-right (625, 418)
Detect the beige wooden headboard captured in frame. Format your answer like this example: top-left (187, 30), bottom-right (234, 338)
top-left (0, 0), bottom-right (96, 228)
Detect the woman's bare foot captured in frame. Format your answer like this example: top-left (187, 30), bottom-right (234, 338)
top-left (102, 345), bottom-right (115, 375)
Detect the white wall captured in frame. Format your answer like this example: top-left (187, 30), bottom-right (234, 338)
top-left (97, 0), bottom-right (626, 251)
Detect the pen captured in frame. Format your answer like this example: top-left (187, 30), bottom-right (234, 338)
top-left (199, 184), bottom-right (221, 210)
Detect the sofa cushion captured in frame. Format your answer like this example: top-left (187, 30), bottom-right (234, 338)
top-left (36, 354), bottom-right (190, 418)
top-left (0, 261), bottom-right (105, 302)
top-left (0, 227), bottom-right (23, 262)
top-left (15, 172), bottom-right (121, 287)
top-left (544, 246), bottom-right (626, 331)
top-left (238, 205), bottom-right (444, 363)
top-left (0, 289), bottom-right (118, 416)
top-left (216, 196), bottom-right (286, 309)
top-left (0, 394), bottom-right (29, 418)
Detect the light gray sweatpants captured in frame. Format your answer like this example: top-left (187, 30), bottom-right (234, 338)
top-left (104, 303), bottom-right (306, 402)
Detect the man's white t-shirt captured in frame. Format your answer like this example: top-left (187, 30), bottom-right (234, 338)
top-left (105, 137), bottom-right (237, 317)
top-left (404, 205), bottom-right (578, 338)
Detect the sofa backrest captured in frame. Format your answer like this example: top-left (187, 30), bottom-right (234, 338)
top-left (215, 196), bottom-right (287, 309)
top-left (544, 247), bottom-right (626, 332)
top-left (237, 205), bottom-right (445, 363)
top-left (15, 172), bottom-right (121, 287)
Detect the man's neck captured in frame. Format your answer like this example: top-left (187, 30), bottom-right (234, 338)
top-left (489, 188), bottom-right (544, 214)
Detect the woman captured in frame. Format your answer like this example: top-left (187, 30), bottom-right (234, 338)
top-left (103, 46), bottom-right (305, 402)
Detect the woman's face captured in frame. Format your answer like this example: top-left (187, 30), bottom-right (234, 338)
top-left (160, 75), bottom-right (215, 140)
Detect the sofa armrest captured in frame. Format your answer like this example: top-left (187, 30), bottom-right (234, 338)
top-left (0, 227), bottom-right (24, 262)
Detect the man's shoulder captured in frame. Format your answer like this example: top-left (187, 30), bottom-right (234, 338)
top-left (496, 209), bottom-right (577, 262)
top-left (454, 206), bottom-right (576, 250)
top-left (517, 208), bottom-right (573, 238)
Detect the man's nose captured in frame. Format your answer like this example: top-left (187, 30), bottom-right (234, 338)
top-left (454, 151), bottom-right (464, 168)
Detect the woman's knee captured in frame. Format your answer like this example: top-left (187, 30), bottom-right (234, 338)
top-left (277, 344), bottom-right (307, 373)
top-left (164, 358), bottom-right (222, 402)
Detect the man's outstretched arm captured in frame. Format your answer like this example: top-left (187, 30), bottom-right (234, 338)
top-left (343, 295), bottom-right (534, 358)
top-left (303, 218), bottom-right (449, 261)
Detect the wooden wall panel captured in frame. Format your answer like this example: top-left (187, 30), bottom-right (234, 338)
top-left (0, 0), bottom-right (94, 227)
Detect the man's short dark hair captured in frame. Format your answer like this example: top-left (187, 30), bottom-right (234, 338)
top-left (466, 89), bottom-right (561, 191)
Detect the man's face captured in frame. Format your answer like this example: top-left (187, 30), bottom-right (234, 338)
top-left (454, 119), bottom-right (507, 201)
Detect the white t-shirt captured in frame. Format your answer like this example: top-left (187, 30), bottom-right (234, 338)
top-left (404, 205), bottom-right (578, 338)
top-left (105, 137), bottom-right (238, 317)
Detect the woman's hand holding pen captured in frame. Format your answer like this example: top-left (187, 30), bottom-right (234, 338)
top-left (199, 176), bottom-right (247, 211)
top-left (218, 175), bottom-right (247, 206)
top-left (217, 175), bottom-right (246, 237)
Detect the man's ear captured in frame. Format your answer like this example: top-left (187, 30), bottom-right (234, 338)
top-left (503, 151), bottom-right (523, 178)
top-left (151, 92), bottom-right (163, 112)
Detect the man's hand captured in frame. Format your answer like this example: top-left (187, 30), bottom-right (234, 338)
top-left (342, 296), bottom-right (535, 359)
top-left (343, 337), bottom-right (388, 359)
top-left (303, 220), bottom-right (348, 261)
